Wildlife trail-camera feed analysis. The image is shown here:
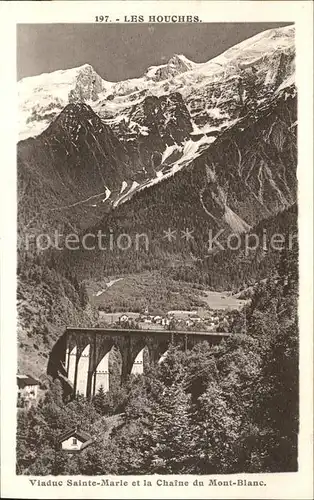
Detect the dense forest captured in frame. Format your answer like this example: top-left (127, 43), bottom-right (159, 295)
top-left (17, 245), bottom-right (298, 474)
top-left (17, 248), bottom-right (96, 378)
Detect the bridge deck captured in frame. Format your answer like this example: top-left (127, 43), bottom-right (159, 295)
top-left (66, 327), bottom-right (231, 337)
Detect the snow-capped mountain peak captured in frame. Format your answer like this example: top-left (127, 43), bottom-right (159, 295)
top-left (167, 53), bottom-right (197, 70)
top-left (17, 24), bottom-right (297, 241)
top-left (144, 53), bottom-right (197, 82)
top-left (18, 25), bottom-right (295, 143)
top-left (18, 63), bottom-right (112, 141)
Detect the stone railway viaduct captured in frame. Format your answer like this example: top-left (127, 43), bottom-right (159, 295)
top-left (48, 327), bottom-right (231, 399)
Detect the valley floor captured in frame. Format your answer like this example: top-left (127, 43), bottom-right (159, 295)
top-left (89, 272), bottom-right (248, 332)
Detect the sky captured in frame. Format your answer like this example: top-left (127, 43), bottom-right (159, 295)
top-left (17, 22), bottom-right (291, 82)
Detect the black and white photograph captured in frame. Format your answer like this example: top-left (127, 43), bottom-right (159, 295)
top-left (0, 1), bottom-right (313, 498)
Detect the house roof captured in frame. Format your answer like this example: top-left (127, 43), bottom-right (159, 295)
top-left (58, 427), bottom-right (92, 444)
top-left (17, 374), bottom-right (40, 386)
top-left (80, 439), bottom-right (94, 451)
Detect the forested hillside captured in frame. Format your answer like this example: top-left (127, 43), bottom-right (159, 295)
top-left (54, 199), bottom-right (297, 293)
top-left (17, 249), bottom-right (98, 379)
top-left (16, 190), bottom-right (297, 377)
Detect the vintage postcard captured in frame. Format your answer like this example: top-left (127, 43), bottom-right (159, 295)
top-left (0, 1), bottom-right (313, 499)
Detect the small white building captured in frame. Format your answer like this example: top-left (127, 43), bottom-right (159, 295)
top-left (17, 374), bottom-right (40, 406)
top-left (58, 428), bottom-right (93, 453)
top-left (190, 315), bottom-right (201, 323)
top-left (119, 314), bottom-right (129, 323)
top-left (185, 319), bottom-right (194, 327)
top-left (153, 315), bottom-right (162, 324)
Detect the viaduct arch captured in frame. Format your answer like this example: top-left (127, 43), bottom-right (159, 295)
top-left (48, 327), bottom-right (231, 399)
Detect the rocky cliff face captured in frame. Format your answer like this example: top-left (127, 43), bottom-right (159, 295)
top-left (91, 93), bottom-right (297, 253)
top-left (144, 54), bottom-right (198, 82)
top-left (117, 92), bottom-right (194, 176)
top-left (68, 64), bottom-right (104, 102)
top-left (18, 103), bottom-right (131, 235)
top-left (18, 64), bottom-right (110, 141)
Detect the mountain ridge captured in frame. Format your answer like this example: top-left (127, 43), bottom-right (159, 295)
top-left (18, 24), bottom-right (296, 236)
top-left (17, 23), bottom-right (297, 252)
top-left (18, 25), bottom-right (295, 141)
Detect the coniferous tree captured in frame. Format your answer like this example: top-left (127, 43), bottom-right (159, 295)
top-left (78, 282), bottom-right (89, 308)
top-left (147, 383), bottom-right (193, 474)
top-left (93, 385), bottom-right (107, 415)
top-left (191, 383), bottom-right (240, 474)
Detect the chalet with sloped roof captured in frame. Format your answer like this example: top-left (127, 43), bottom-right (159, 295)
top-left (58, 428), bottom-right (93, 453)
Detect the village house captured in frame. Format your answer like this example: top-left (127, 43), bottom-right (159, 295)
top-left (161, 317), bottom-right (170, 327)
top-left (119, 314), bottom-right (129, 324)
top-left (190, 314), bottom-right (202, 323)
top-left (185, 319), bottom-right (194, 327)
top-left (153, 315), bottom-right (162, 324)
top-left (17, 374), bottom-right (40, 406)
top-left (143, 316), bottom-right (153, 324)
top-left (58, 428), bottom-right (93, 453)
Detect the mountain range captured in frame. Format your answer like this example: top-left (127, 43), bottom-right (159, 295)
top-left (18, 25), bottom-right (296, 239)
